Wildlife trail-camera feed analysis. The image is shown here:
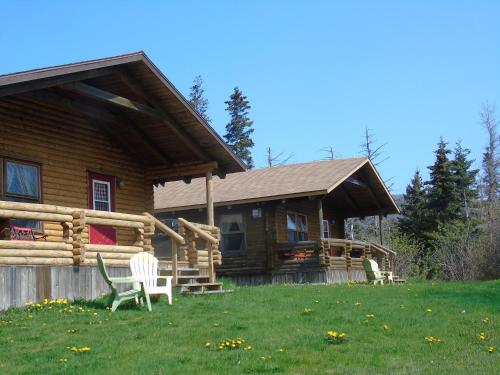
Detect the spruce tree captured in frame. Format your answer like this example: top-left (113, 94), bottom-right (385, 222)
top-left (450, 142), bottom-right (479, 219)
top-left (399, 169), bottom-right (427, 239)
top-left (224, 87), bottom-right (255, 168)
top-left (188, 75), bottom-right (211, 124)
top-left (425, 138), bottom-right (456, 229)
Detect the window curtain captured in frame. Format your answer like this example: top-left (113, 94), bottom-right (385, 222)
top-left (6, 162), bottom-right (39, 197)
top-left (287, 213), bottom-right (297, 231)
top-left (220, 214), bottom-right (243, 233)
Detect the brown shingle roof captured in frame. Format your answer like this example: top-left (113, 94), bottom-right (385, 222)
top-left (155, 157), bottom-right (378, 211)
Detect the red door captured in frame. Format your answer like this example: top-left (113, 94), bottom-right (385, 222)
top-left (88, 172), bottom-right (117, 245)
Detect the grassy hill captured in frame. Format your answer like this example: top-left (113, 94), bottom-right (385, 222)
top-left (1, 280), bottom-right (498, 374)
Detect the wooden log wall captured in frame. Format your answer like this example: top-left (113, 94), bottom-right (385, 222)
top-left (0, 96), bottom-right (152, 246)
top-left (0, 201), bottom-right (153, 267)
top-left (274, 198), bottom-right (321, 243)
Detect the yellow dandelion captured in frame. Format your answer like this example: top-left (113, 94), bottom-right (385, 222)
top-left (426, 309), bottom-right (432, 313)
top-left (383, 324), bottom-right (390, 331)
top-left (487, 346), bottom-right (494, 353)
top-left (482, 317), bottom-right (490, 324)
top-left (205, 342), bottom-right (211, 348)
top-left (479, 332), bottom-right (487, 341)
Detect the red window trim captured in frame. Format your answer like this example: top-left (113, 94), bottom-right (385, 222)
top-left (87, 171), bottom-right (116, 212)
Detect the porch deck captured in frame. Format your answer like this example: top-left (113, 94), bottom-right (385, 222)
top-left (252, 238), bottom-right (395, 285)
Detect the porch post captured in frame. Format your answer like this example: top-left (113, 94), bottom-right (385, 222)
top-left (318, 198), bottom-right (324, 239)
top-left (206, 171), bottom-right (214, 226)
top-left (378, 214), bottom-right (384, 245)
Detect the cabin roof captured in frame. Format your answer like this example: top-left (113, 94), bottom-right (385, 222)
top-left (0, 51), bottom-right (245, 177)
top-left (155, 158), bottom-right (400, 217)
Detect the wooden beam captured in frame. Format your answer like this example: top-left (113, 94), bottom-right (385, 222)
top-left (61, 80), bottom-right (210, 162)
top-left (61, 82), bottom-right (161, 117)
top-left (0, 68), bottom-right (117, 98)
top-left (357, 171), bottom-right (383, 209)
top-left (378, 215), bottom-right (384, 245)
top-left (340, 186), bottom-right (360, 211)
top-left (20, 89), bottom-right (172, 165)
top-left (318, 198), bottom-right (324, 239)
top-left (147, 161), bottom-right (218, 181)
top-left (342, 208), bottom-right (390, 218)
top-left (206, 171), bottom-right (214, 226)
top-left (116, 69), bottom-right (211, 161)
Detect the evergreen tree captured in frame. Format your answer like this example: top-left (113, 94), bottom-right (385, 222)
top-left (188, 75), bottom-right (211, 124)
top-left (224, 87), bottom-right (255, 168)
top-left (399, 169), bottom-right (427, 239)
top-left (425, 138), bottom-right (456, 229)
top-left (450, 142), bottom-right (479, 219)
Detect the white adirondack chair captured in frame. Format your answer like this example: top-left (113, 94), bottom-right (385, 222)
top-left (363, 258), bottom-right (385, 285)
top-left (130, 252), bottom-right (173, 305)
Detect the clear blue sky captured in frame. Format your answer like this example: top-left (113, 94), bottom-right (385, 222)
top-left (1, 1), bottom-right (499, 193)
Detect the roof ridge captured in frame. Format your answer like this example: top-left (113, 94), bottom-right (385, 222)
top-left (0, 51), bottom-right (146, 79)
top-left (244, 157), bottom-right (369, 172)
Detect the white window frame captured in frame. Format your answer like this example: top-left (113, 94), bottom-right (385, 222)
top-left (92, 179), bottom-right (111, 212)
top-left (322, 219), bottom-right (330, 239)
top-left (287, 211), bottom-right (309, 242)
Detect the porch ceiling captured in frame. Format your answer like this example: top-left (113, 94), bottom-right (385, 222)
top-left (324, 162), bottom-right (399, 217)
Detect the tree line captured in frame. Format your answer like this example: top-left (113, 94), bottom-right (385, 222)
top-left (395, 103), bottom-right (499, 280)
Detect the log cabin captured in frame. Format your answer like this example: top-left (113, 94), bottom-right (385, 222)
top-left (154, 158), bottom-right (400, 285)
top-left (0, 52), bottom-right (245, 308)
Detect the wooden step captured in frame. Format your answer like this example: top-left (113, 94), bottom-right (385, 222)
top-left (179, 282), bottom-right (223, 294)
top-left (160, 268), bottom-right (200, 277)
top-left (176, 275), bottom-right (210, 284)
top-left (182, 289), bottom-right (233, 296)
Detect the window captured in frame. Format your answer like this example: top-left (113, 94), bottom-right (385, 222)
top-left (220, 214), bottom-right (245, 252)
top-left (252, 208), bottom-right (262, 219)
top-left (92, 180), bottom-right (111, 211)
top-left (287, 212), bottom-right (308, 242)
top-left (1, 158), bottom-right (42, 229)
top-left (322, 220), bottom-right (330, 239)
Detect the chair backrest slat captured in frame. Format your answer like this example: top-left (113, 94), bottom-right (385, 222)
top-left (97, 253), bottom-right (113, 288)
top-left (130, 252), bottom-right (159, 289)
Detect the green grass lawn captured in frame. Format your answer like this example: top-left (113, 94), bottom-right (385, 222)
top-left (0, 280), bottom-right (498, 375)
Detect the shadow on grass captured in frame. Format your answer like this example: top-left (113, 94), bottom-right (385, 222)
top-left (72, 294), bottom-right (163, 311)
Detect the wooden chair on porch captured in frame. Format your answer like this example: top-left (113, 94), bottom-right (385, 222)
top-left (0, 222), bottom-right (48, 241)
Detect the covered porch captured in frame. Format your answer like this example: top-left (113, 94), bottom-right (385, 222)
top-left (0, 200), bottom-right (222, 308)
top-left (271, 238), bottom-right (395, 284)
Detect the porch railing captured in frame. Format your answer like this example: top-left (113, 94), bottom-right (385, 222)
top-left (0, 202), bottom-right (222, 280)
top-left (319, 238), bottom-right (395, 272)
